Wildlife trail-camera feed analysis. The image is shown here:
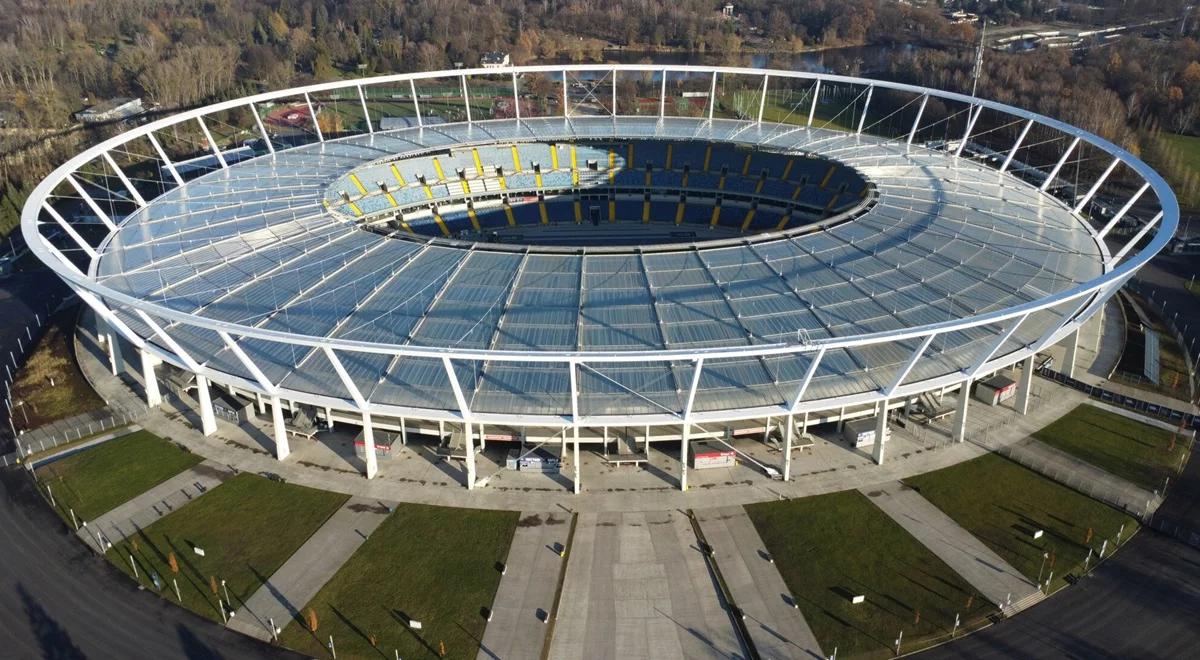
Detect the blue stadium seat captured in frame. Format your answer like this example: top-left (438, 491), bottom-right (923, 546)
top-left (682, 202), bottom-right (712, 226)
top-left (614, 200), bottom-right (642, 221)
top-left (543, 200), bottom-right (575, 223)
top-left (512, 202), bottom-right (543, 226)
top-left (476, 208), bottom-right (509, 230)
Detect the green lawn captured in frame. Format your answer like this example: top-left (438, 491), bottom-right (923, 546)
top-left (905, 454), bottom-right (1137, 591)
top-left (279, 503), bottom-right (519, 660)
top-left (746, 491), bottom-right (994, 659)
top-left (1033, 404), bottom-right (1188, 492)
top-left (36, 430), bottom-right (202, 521)
top-left (107, 473), bottom-right (348, 622)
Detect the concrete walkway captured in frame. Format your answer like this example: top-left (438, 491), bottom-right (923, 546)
top-left (77, 459), bottom-right (236, 553)
top-left (228, 496), bottom-right (393, 640)
top-left (695, 507), bottom-right (824, 660)
top-left (548, 511), bottom-right (744, 660)
top-left (478, 511), bottom-right (569, 660)
top-left (862, 481), bottom-right (1037, 608)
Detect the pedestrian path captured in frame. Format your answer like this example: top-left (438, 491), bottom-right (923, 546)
top-left (228, 496), bottom-right (394, 640)
top-left (549, 510), bottom-right (743, 660)
top-left (862, 481), bottom-right (1037, 609)
top-left (477, 511), bottom-right (569, 660)
top-left (694, 506), bottom-right (824, 660)
top-left (77, 459), bottom-right (236, 553)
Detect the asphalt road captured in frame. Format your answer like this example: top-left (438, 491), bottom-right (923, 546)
top-left (0, 468), bottom-right (301, 660)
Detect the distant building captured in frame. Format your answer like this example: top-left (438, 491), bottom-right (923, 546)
top-left (76, 97), bottom-right (144, 124)
top-left (722, 2), bottom-right (735, 18)
top-left (481, 52), bottom-right (511, 68)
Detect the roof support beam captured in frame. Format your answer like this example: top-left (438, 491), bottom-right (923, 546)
top-left (42, 203), bottom-right (98, 261)
top-left (462, 74), bottom-right (473, 124)
top-left (856, 85), bottom-right (874, 135)
top-left (1098, 182), bottom-right (1149, 240)
top-left (757, 74), bottom-right (770, 124)
top-left (683, 357), bottom-right (704, 421)
top-left (907, 94), bottom-right (929, 148)
top-left (102, 152), bottom-right (147, 207)
top-left (146, 132), bottom-right (184, 186)
top-left (1039, 136), bottom-right (1080, 192)
top-left (1111, 212), bottom-right (1163, 264)
top-left (304, 93), bottom-right (324, 142)
top-left (1074, 157), bottom-right (1121, 215)
top-left (324, 346), bottom-right (367, 409)
top-left (249, 102), bottom-right (276, 154)
top-left (218, 330), bottom-right (277, 394)
top-left (967, 313), bottom-right (1028, 379)
top-left (659, 69), bottom-right (668, 119)
top-left (954, 104), bottom-right (983, 158)
top-left (356, 85), bottom-right (373, 134)
top-left (443, 356), bottom-right (472, 421)
top-left (196, 116), bottom-right (228, 168)
top-left (512, 72), bottom-right (522, 122)
top-left (884, 333), bottom-right (936, 397)
top-left (410, 79), bottom-right (423, 127)
top-left (789, 346), bottom-right (826, 411)
top-left (807, 79), bottom-right (821, 128)
top-left (708, 71), bottom-right (717, 122)
top-left (66, 174), bottom-right (118, 232)
top-left (1001, 119), bottom-right (1034, 174)
top-left (134, 308), bottom-right (203, 372)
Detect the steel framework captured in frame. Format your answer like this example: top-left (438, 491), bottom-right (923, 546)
top-left (22, 65), bottom-right (1176, 489)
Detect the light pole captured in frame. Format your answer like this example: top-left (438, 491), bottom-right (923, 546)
top-left (1037, 551), bottom-right (1049, 584)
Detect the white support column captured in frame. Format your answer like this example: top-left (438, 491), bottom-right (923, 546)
top-left (509, 72), bottom-right (522, 122)
top-left (953, 104), bottom-right (983, 158)
top-left (907, 94), bottom-right (929, 148)
top-left (361, 411), bottom-right (378, 479)
top-left (1074, 157), bottom-right (1120, 214)
top-left (196, 117), bottom-right (228, 168)
top-left (659, 70), bottom-right (667, 119)
top-left (1001, 119), bottom-right (1034, 174)
top-left (856, 85), bottom-right (874, 135)
top-left (462, 75), bottom-right (473, 123)
top-left (573, 425), bottom-right (581, 494)
top-left (952, 381), bottom-right (971, 443)
top-left (1062, 327), bottom-right (1080, 378)
top-left (756, 74), bottom-right (770, 124)
top-left (195, 374), bottom-right (217, 437)
top-left (102, 152), bottom-right (147, 207)
top-left (1039, 136), bottom-right (1080, 192)
top-left (707, 71), bottom-right (717, 121)
top-left (873, 399), bottom-right (888, 465)
top-left (356, 85), bottom-right (373, 134)
top-left (255, 392), bottom-right (265, 415)
top-left (1098, 182), bottom-right (1149, 240)
top-left (304, 93), bottom-right (324, 141)
top-left (104, 328), bottom-right (120, 376)
top-left (270, 395), bottom-right (290, 460)
top-left (1093, 305), bottom-right (1104, 353)
top-left (560, 69), bottom-right (569, 119)
top-left (1015, 355), bottom-right (1034, 415)
top-left (147, 132), bottom-right (184, 186)
top-left (783, 413), bottom-right (794, 481)
top-left (611, 67), bottom-right (618, 117)
top-left (680, 424), bottom-right (689, 491)
top-left (410, 79), bottom-right (423, 127)
top-left (807, 79), bottom-right (821, 127)
top-left (250, 102), bottom-right (275, 155)
top-left (140, 348), bottom-right (161, 408)
top-left (465, 423), bottom-right (476, 490)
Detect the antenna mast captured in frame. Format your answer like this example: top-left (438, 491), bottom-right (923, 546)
top-left (972, 19), bottom-right (986, 97)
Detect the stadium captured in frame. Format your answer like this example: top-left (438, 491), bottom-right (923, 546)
top-left (22, 64), bottom-right (1176, 493)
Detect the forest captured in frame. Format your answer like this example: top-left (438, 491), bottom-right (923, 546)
top-left (2, 0), bottom-right (1200, 236)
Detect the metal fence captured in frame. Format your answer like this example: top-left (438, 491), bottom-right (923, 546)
top-left (0, 404), bottom-right (147, 467)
